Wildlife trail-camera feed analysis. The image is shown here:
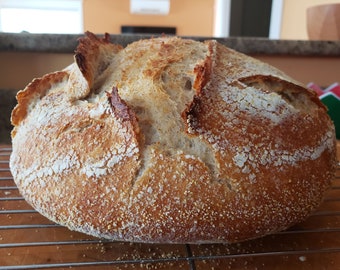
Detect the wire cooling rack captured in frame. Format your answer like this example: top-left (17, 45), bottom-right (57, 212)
top-left (1, 144), bottom-right (340, 270)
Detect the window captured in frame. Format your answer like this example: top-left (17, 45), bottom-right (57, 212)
top-left (0, 0), bottom-right (83, 34)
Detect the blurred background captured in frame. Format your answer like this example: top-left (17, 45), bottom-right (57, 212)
top-left (0, 0), bottom-right (339, 39)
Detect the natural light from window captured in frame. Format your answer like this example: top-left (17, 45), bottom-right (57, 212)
top-left (0, 0), bottom-right (83, 34)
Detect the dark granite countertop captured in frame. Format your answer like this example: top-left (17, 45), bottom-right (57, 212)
top-left (1, 32), bottom-right (340, 56)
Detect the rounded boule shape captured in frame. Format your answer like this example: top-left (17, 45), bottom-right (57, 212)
top-left (10, 32), bottom-right (337, 243)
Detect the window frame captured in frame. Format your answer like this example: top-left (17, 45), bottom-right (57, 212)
top-left (0, 0), bottom-right (83, 34)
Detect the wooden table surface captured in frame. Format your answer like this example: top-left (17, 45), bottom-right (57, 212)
top-left (0, 143), bottom-right (339, 270)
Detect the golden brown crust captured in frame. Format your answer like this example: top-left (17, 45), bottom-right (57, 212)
top-left (75, 32), bottom-right (122, 86)
top-left (10, 33), bottom-right (337, 243)
top-left (11, 71), bottom-right (68, 126)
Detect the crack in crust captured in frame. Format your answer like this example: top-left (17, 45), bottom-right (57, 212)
top-left (69, 32), bottom-right (123, 101)
top-left (108, 86), bottom-right (136, 122)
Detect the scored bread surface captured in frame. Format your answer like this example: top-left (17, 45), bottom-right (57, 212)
top-left (10, 32), bottom-right (337, 243)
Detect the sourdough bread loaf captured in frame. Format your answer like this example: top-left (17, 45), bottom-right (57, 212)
top-left (10, 32), bottom-right (337, 243)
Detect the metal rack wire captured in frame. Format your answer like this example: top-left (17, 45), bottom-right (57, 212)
top-left (1, 144), bottom-right (340, 269)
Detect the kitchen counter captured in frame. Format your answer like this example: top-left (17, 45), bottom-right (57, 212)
top-left (1, 32), bottom-right (340, 56)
